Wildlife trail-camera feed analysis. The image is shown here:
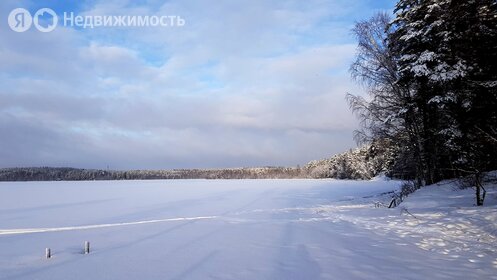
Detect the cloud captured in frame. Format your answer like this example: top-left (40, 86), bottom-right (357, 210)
top-left (0, 0), bottom-right (393, 169)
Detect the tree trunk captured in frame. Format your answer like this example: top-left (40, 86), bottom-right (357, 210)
top-left (475, 172), bottom-right (486, 206)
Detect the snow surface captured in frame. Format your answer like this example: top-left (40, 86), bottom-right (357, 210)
top-left (0, 179), bottom-right (496, 280)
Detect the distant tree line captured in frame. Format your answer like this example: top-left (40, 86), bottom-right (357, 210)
top-left (304, 144), bottom-right (390, 180)
top-left (347, 0), bottom-right (497, 205)
top-left (0, 167), bottom-right (304, 181)
top-left (0, 146), bottom-right (388, 182)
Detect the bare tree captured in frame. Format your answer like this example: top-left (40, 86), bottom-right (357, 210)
top-left (347, 12), bottom-right (425, 185)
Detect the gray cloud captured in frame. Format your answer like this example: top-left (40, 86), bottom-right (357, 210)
top-left (0, 0), bottom-right (387, 169)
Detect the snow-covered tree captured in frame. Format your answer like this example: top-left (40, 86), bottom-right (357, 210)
top-left (349, 1), bottom-right (497, 204)
top-left (347, 12), bottom-right (422, 182)
top-left (390, 0), bottom-right (497, 203)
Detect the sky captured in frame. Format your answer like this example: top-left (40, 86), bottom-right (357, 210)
top-left (0, 0), bottom-right (396, 170)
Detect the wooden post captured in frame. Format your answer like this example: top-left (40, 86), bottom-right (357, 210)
top-left (388, 198), bottom-right (397, 208)
top-left (84, 241), bottom-right (90, 254)
top-left (46, 248), bottom-right (51, 259)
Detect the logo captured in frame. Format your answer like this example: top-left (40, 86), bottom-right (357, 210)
top-left (8, 8), bottom-right (58, 32)
top-left (8, 8), bottom-right (32, 32)
top-left (33, 8), bottom-right (58, 32)
top-left (7, 8), bottom-right (185, 32)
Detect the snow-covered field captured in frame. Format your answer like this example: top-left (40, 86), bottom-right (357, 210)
top-left (0, 179), bottom-right (496, 280)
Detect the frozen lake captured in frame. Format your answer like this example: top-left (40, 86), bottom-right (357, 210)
top-left (0, 179), bottom-right (495, 279)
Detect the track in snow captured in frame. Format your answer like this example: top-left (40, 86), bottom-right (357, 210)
top-left (0, 216), bottom-right (218, 236)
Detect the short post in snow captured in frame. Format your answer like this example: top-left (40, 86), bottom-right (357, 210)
top-left (84, 241), bottom-right (90, 254)
top-left (46, 248), bottom-right (51, 259)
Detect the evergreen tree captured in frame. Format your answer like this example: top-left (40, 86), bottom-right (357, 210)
top-left (389, 0), bottom-right (497, 203)
top-left (350, 0), bottom-right (497, 204)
